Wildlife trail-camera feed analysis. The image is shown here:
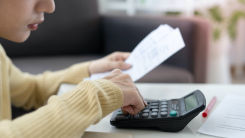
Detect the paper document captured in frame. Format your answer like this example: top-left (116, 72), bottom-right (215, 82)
top-left (198, 94), bottom-right (245, 138)
top-left (84, 24), bottom-right (185, 82)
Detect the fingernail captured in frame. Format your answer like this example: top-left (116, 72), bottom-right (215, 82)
top-left (125, 64), bottom-right (131, 68)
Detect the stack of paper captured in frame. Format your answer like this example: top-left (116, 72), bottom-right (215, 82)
top-left (84, 24), bottom-right (185, 82)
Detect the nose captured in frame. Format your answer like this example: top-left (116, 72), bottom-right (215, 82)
top-left (35, 0), bottom-right (55, 14)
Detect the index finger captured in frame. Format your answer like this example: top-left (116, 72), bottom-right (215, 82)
top-left (121, 52), bottom-right (131, 61)
top-left (114, 52), bottom-right (131, 61)
top-left (135, 86), bottom-right (147, 106)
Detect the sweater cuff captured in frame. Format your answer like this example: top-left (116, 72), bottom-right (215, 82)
top-left (59, 79), bottom-right (124, 122)
top-left (63, 61), bottom-right (92, 84)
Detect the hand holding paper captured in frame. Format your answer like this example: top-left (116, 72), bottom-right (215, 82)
top-left (88, 52), bottom-right (131, 75)
top-left (84, 24), bottom-right (185, 82)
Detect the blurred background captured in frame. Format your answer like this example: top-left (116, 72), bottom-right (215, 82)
top-left (1, 0), bottom-right (245, 84)
top-left (97, 0), bottom-right (245, 84)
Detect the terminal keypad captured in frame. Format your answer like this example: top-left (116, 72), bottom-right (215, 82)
top-left (115, 99), bottom-right (178, 121)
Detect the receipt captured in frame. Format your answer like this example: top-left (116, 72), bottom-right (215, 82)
top-left (84, 24), bottom-right (185, 82)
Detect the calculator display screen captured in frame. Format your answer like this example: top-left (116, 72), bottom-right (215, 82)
top-left (184, 94), bottom-right (198, 111)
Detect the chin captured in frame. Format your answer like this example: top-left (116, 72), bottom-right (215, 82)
top-left (14, 37), bottom-right (29, 43)
top-left (8, 32), bottom-right (30, 43)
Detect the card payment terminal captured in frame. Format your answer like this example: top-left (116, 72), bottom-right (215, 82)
top-left (110, 90), bottom-right (206, 132)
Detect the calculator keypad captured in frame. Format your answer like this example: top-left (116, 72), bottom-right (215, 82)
top-left (137, 100), bottom-right (170, 119)
top-left (135, 100), bottom-right (170, 119)
top-left (114, 99), bottom-right (179, 121)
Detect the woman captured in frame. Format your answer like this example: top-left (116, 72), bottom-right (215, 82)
top-left (0, 0), bottom-right (146, 137)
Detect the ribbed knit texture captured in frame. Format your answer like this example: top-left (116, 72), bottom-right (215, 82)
top-left (0, 44), bottom-right (124, 138)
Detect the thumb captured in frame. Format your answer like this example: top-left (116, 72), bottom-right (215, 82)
top-left (109, 61), bottom-right (131, 70)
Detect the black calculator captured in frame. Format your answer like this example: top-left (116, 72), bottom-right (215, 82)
top-left (110, 90), bottom-right (206, 132)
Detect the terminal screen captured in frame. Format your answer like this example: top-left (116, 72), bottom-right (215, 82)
top-left (185, 94), bottom-right (198, 111)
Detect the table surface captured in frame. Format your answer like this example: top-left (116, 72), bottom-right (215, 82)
top-left (58, 83), bottom-right (245, 138)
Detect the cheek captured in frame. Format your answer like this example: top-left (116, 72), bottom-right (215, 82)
top-left (0, 15), bottom-right (31, 43)
top-left (0, 0), bottom-right (33, 42)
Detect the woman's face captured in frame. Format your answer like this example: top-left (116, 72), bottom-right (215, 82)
top-left (0, 0), bottom-right (55, 43)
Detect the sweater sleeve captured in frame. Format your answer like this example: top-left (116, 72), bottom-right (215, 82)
top-left (0, 80), bottom-right (124, 138)
top-left (0, 45), bottom-right (92, 110)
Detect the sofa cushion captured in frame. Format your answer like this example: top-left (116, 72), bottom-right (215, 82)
top-left (11, 55), bottom-right (102, 74)
top-left (11, 56), bottom-right (193, 83)
top-left (137, 65), bottom-right (193, 83)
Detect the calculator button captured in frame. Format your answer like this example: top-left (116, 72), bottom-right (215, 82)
top-left (151, 112), bottom-right (158, 118)
top-left (152, 109), bottom-right (159, 112)
top-left (170, 110), bottom-right (177, 117)
top-left (161, 99), bottom-right (167, 102)
top-left (161, 105), bottom-right (168, 108)
top-left (143, 109), bottom-right (150, 113)
top-left (150, 100), bottom-right (158, 103)
top-left (161, 102), bottom-right (168, 105)
top-left (161, 108), bottom-right (168, 112)
top-left (115, 114), bottom-right (130, 121)
top-left (150, 106), bottom-right (159, 109)
top-left (142, 113), bottom-right (149, 118)
top-left (151, 103), bottom-right (159, 106)
top-left (117, 110), bottom-right (124, 115)
top-left (134, 114), bottom-right (140, 119)
top-left (161, 112), bottom-right (168, 117)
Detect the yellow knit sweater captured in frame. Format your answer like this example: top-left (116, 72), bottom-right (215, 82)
top-left (0, 44), bottom-right (124, 138)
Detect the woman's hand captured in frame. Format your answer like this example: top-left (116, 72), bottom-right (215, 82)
top-left (103, 69), bottom-right (147, 115)
top-left (89, 52), bottom-right (131, 75)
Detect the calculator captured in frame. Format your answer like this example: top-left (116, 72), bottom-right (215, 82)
top-left (110, 90), bottom-right (206, 132)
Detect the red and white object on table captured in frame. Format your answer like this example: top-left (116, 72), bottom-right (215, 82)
top-left (202, 96), bottom-right (216, 118)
